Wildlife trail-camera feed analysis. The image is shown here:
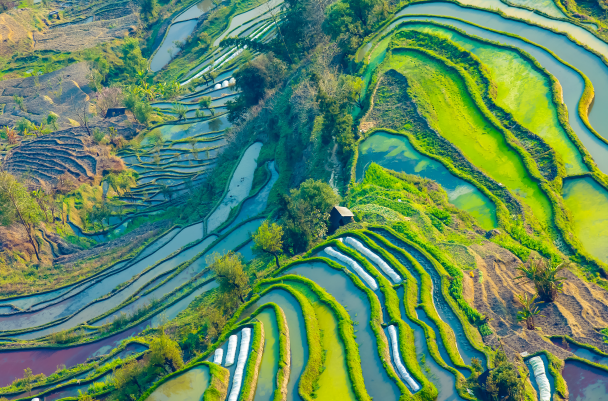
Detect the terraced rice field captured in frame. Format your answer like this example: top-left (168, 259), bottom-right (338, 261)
top-left (381, 48), bottom-right (553, 226)
top-left (7, 0), bottom-right (608, 399)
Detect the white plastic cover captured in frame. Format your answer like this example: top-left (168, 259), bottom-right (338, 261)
top-left (225, 334), bottom-right (238, 366)
top-left (529, 356), bottom-right (551, 401)
top-left (344, 237), bottom-right (402, 284)
top-left (229, 77), bottom-right (236, 85)
top-left (324, 247), bottom-right (378, 290)
top-left (227, 327), bottom-right (252, 401)
top-left (221, 80), bottom-right (229, 88)
top-left (388, 325), bottom-right (420, 392)
top-left (214, 83), bottom-right (222, 90)
top-left (213, 348), bottom-right (224, 364)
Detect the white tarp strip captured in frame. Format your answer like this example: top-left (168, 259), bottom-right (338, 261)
top-left (529, 356), bottom-right (551, 401)
top-left (344, 237), bottom-right (402, 284)
top-left (388, 325), bottom-right (420, 392)
top-left (324, 247), bottom-right (378, 290)
top-left (225, 334), bottom-right (238, 366)
top-left (213, 348), bottom-right (224, 364)
top-left (228, 327), bottom-right (252, 401)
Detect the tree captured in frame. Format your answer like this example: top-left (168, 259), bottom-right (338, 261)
top-left (23, 368), bottom-right (34, 395)
top-left (120, 39), bottom-right (148, 82)
top-left (113, 360), bottom-right (147, 401)
top-left (46, 113), bottom-right (59, 131)
top-left (77, 390), bottom-right (93, 401)
top-left (0, 172), bottom-right (43, 261)
top-left (252, 220), bottom-right (284, 268)
top-left (515, 258), bottom-right (567, 302)
top-left (323, 0), bottom-right (388, 54)
top-left (172, 103), bottom-right (188, 120)
top-left (280, 179), bottom-right (341, 253)
top-left (4, 126), bottom-right (19, 144)
top-left (208, 252), bottom-right (250, 303)
top-left (198, 96), bottom-right (214, 116)
top-left (104, 170), bottom-right (138, 197)
top-left (479, 349), bottom-right (525, 401)
top-left (88, 202), bottom-right (111, 229)
top-left (148, 329), bottom-right (185, 376)
top-left (516, 293), bottom-right (543, 330)
top-left (227, 54), bottom-right (287, 122)
top-left (15, 118), bottom-right (34, 134)
top-left (95, 87), bottom-right (124, 117)
top-left (133, 101), bottom-right (153, 124)
top-left (74, 102), bottom-right (93, 136)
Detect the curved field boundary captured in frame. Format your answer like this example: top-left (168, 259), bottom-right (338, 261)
top-left (280, 253), bottom-right (414, 398)
top-left (0, 338), bottom-right (148, 398)
top-left (357, 19), bottom-right (608, 270)
top-left (0, 214), bottom-right (267, 344)
top-left (497, 0), bottom-right (604, 44)
top-left (391, 29), bottom-right (566, 180)
top-left (242, 302), bottom-right (291, 401)
top-left (179, 283), bottom-right (322, 401)
top-left (147, 0), bottom-right (215, 72)
top-left (213, 160), bottom-right (273, 234)
top-left (262, 275), bottom-right (371, 401)
top-left (6, 347), bottom-right (147, 401)
top-left (0, 226), bottom-right (185, 316)
top-left (0, 225), bottom-right (180, 308)
top-left (336, 237), bottom-right (439, 399)
top-left (361, 46), bottom-right (573, 265)
top-left (360, 233), bottom-right (476, 398)
top-left (379, 18), bottom-right (608, 198)
top-left (82, 215), bottom-right (263, 336)
top-left (356, 3), bottom-right (608, 152)
top-left (548, 334), bottom-right (608, 358)
top-left (358, 0), bottom-right (608, 68)
top-left (0, 224), bottom-right (213, 337)
top-left (387, 46), bottom-right (558, 230)
top-left (350, 228), bottom-right (487, 360)
top-left (524, 350), bottom-right (568, 401)
top-left (365, 228), bottom-right (490, 357)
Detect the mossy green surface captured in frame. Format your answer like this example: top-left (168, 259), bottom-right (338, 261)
top-left (396, 23), bottom-right (587, 176)
top-left (383, 48), bottom-right (553, 228)
top-left (563, 176), bottom-right (608, 263)
top-left (253, 308), bottom-right (280, 401)
top-left (146, 365), bottom-right (211, 401)
top-left (283, 280), bottom-right (358, 401)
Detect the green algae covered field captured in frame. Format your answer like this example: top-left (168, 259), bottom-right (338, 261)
top-left (5, 0), bottom-right (608, 401)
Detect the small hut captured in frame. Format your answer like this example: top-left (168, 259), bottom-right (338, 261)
top-left (105, 107), bottom-right (126, 118)
top-left (329, 205), bottom-right (354, 233)
top-left (49, 11), bottom-right (60, 20)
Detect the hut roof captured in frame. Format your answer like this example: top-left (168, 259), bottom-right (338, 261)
top-left (333, 206), bottom-right (354, 217)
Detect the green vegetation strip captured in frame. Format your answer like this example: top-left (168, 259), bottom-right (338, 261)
top-left (390, 28), bottom-right (575, 179)
top-left (262, 275), bottom-right (369, 401)
top-left (204, 362), bottom-right (231, 401)
top-left (243, 302), bottom-right (291, 401)
top-left (0, 338), bottom-right (148, 398)
top-left (386, 46), bottom-right (554, 227)
top-left (331, 240), bottom-right (437, 400)
top-left (360, 231), bottom-right (475, 398)
top-left (295, 247), bottom-right (416, 398)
